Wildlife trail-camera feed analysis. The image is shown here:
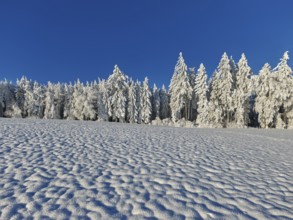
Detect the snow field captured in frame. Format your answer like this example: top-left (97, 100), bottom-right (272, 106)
top-left (0, 118), bottom-right (292, 219)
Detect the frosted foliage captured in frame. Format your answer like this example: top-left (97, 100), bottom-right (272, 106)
top-left (229, 57), bottom-right (238, 89)
top-left (135, 81), bottom-right (142, 124)
top-left (15, 76), bottom-right (28, 117)
top-left (233, 53), bottom-right (253, 127)
top-left (72, 80), bottom-right (86, 120)
top-left (97, 79), bottom-right (109, 121)
top-left (63, 83), bottom-right (74, 119)
top-left (107, 65), bottom-right (128, 122)
top-left (44, 82), bottom-right (63, 119)
top-left (152, 84), bottom-right (160, 119)
top-left (208, 53), bottom-right (235, 127)
top-left (194, 64), bottom-right (209, 127)
top-left (0, 80), bottom-right (15, 117)
top-left (255, 64), bottom-right (276, 128)
top-left (272, 51), bottom-right (293, 127)
top-left (140, 77), bottom-right (152, 124)
top-left (127, 81), bottom-right (138, 123)
top-left (159, 85), bottom-right (169, 119)
top-left (23, 80), bottom-right (34, 118)
top-left (32, 82), bottom-right (45, 118)
top-left (169, 52), bottom-right (193, 122)
top-left (1, 51), bottom-right (293, 129)
top-left (82, 83), bottom-right (97, 120)
top-left (217, 53), bottom-right (234, 126)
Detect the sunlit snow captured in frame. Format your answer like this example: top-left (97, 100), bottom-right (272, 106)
top-left (0, 119), bottom-right (292, 219)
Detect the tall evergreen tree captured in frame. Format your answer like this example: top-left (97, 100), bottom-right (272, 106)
top-left (272, 51), bottom-right (293, 128)
top-left (169, 52), bottom-right (193, 122)
top-left (32, 81), bottom-right (45, 118)
top-left (97, 79), bottom-right (109, 121)
top-left (127, 80), bottom-right (138, 123)
top-left (107, 65), bottom-right (128, 122)
top-left (255, 63), bottom-right (275, 128)
top-left (214, 52), bottom-right (234, 127)
top-left (72, 79), bottom-right (86, 120)
top-left (233, 53), bottom-right (253, 127)
top-left (152, 83), bottom-right (161, 120)
top-left (63, 83), bottom-right (74, 119)
top-left (159, 84), bottom-right (169, 120)
top-left (0, 80), bottom-right (16, 117)
top-left (194, 64), bottom-right (209, 127)
top-left (135, 81), bottom-right (142, 124)
top-left (140, 77), bottom-right (152, 124)
top-left (82, 82), bottom-right (97, 120)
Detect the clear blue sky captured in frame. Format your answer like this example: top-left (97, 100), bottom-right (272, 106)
top-left (0, 0), bottom-right (293, 87)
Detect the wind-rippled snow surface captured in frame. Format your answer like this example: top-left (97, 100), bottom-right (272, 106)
top-left (0, 119), bottom-right (292, 220)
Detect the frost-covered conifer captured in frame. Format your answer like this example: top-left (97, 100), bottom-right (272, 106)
top-left (194, 64), bottom-right (209, 127)
top-left (127, 80), bottom-right (138, 123)
top-left (209, 53), bottom-right (234, 127)
top-left (82, 82), bottom-right (97, 120)
top-left (159, 84), bottom-right (169, 119)
top-left (32, 81), bottom-right (45, 118)
top-left (63, 83), bottom-right (74, 119)
top-left (97, 79), bottom-right (109, 121)
top-left (229, 56), bottom-right (238, 90)
top-left (140, 77), bottom-right (152, 124)
top-left (0, 80), bottom-right (16, 117)
top-left (233, 53), bottom-right (253, 127)
top-left (23, 78), bottom-right (34, 118)
top-left (15, 76), bottom-right (28, 117)
top-left (152, 84), bottom-right (161, 120)
top-left (135, 81), bottom-right (142, 124)
top-left (255, 64), bottom-right (275, 128)
top-left (72, 79), bottom-right (86, 120)
top-left (107, 65), bottom-right (128, 122)
top-left (189, 67), bottom-right (197, 121)
top-left (44, 82), bottom-right (63, 119)
top-left (272, 51), bottom-right (293, 128)
top-left (169, 52), bottom-right (193, 122)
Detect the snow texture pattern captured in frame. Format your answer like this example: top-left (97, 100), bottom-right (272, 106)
top-left (0, 119), bottom-right (292, 219)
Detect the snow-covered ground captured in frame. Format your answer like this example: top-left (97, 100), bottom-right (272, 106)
top-left (0, 119), bottom-right (292, 220)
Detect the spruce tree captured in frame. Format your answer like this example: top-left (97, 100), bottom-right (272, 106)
top-left (140, 77), bottom-right (152, 124)
top-left (194, 64), bottom-right (209, 127)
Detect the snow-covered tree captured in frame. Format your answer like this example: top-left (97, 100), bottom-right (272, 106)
top-left (152, 83), bottom-right (161, 120)
top-left (159, 84), bottom-right (169, 119)
top-left (272, 51), bottom-right (293, 128)
top-left (63, 83), bottom-right (74, 119)
top-left (97, 79), bottom-right (109, 121)
top-left (233, 53), bottom-right (253, 127)
top-left (255, 63), bottom-right (276, 128)
top-left (44, 82), bottom-right (63, 119)
top-left (189, 67), bottom-right (197, 121)
top-left (15, 76), bottom-right (28, 117)
top-left (127, 80), bottom-right (138, 123)
top-left (194, 64), bottom-right (209, 127)
top-left (169, 52), bottom-right (193, 122)
top-left (82, 82), bottom-right (97, 120)
top-left (209, 53), bottom-right (234, 127)
top-left (135, 81), bottom-right (142, 124)
top-left (0, 80), bottom-right (16, 117)
top-left (107, 65), bottom-right (128, 122)
top-left (32, 81), bottom-right (45, 118)
top-left (140, 77), bottom-right (152, 124)
top-left (229, 56), bottom-right (238, 90)
top-left (23, 79), bottom-right (34, 118)
top-left (72, 79), bottom-right (86, 120)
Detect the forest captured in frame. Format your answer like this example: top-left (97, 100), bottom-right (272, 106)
top-left (0, 52), bottom-right (292, 129)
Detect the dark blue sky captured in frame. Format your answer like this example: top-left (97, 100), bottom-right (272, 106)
top-left (0, 0), bottom-right (293, 87)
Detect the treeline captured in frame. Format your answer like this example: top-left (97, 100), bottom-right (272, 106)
top-left (0, 52), bottom-right (292, 129)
